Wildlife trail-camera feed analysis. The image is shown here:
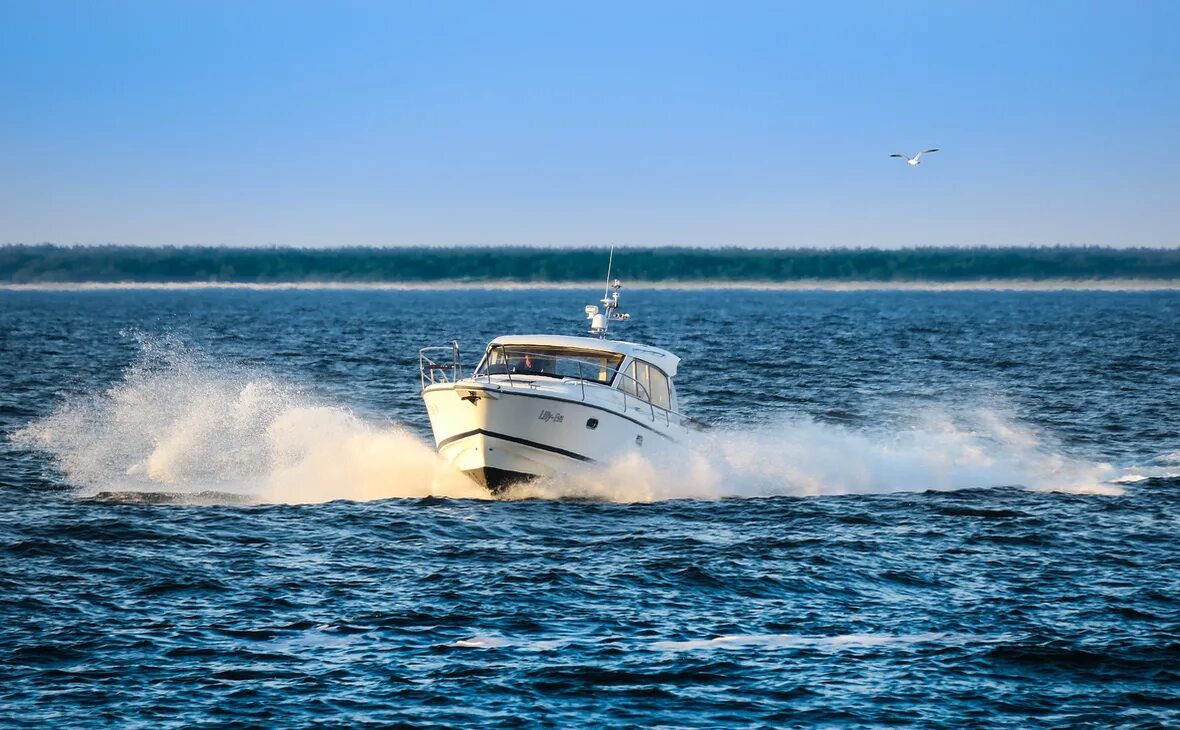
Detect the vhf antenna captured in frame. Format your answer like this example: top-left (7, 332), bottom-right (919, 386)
top-left (586, 246), bottom-right (629, 338)
top-left (602, 245), bottom-right (615, 307)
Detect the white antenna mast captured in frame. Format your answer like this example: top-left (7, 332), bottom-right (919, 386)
top-left (603, 245), bottom-right (615, 306)
top-left (584, 246), bottom-right (630, 338)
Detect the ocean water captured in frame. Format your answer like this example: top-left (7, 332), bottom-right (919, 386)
top-left (1, 288), bottom-right (1178, 727)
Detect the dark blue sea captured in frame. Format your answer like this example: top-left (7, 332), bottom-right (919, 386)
top-left (2, 287), bottom-right (1178, 727)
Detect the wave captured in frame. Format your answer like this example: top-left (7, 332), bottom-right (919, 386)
top-left (449, 631), bottom-right (1004, 652)
top-left (10, 339), bottom-right (1128, 504)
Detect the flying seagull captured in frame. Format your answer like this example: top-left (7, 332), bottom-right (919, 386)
top-left (891, 148), bottom-right (940, 166)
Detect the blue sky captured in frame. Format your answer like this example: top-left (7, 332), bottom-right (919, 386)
top-left (1, 1), bottom-right (1177, 248)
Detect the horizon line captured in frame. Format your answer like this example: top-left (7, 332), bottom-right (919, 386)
top-left (6, 279), bottom-right (1180, 293)
top-left (4, 242), bottom-right (1179, 252)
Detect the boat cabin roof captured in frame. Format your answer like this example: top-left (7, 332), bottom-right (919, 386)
top-left (487, 334), bottom-right (680, 377)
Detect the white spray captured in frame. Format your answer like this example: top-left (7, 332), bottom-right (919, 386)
top-left (509, 410), bottom-right (1124, 501)
top-left (12, 340), bottom-right (1129, 504)
top-left (11, 340), bottom-right (487, 503)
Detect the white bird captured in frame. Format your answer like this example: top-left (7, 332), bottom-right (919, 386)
top-left (890, 148), bottom-right (940, 166)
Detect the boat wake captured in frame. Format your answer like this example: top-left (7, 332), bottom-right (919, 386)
top-left (11, 342), bottom-right (1134, 504)
top-left (510, 412), bottom-right (1126, 501)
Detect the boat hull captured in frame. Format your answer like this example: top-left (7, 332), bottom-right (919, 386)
top-left (422, 380), bottom-right (683, 493)
top-left (463, 465), bottom-right (537, 493)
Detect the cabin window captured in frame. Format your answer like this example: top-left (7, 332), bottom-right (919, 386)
top-left (648, 367), bottom-right (671, 409)
top-left (619, 370), bottom-right (634, 397)
top-left (620, 359), bottom-right (671, 409)
top-left (476, 346), bottom-right (624, 383)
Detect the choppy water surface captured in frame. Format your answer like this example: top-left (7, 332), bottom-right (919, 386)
top-left (1, 288), bottom-right (1178, 727)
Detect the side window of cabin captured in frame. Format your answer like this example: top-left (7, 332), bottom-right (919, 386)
top-left (634, 360), bottom-right (651, 401)
top-left (619, 361), bottom-right (640, 398)
top-left (648, 366), bottom-right (671, 409)
top-left (619, 359), bottom-right (670, 408)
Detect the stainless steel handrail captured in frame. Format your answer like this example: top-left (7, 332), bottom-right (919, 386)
top-left (418, 342), bottom-right (461, 390)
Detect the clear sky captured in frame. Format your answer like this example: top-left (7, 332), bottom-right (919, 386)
top-left (1, 1), bottom-right (1177, 248)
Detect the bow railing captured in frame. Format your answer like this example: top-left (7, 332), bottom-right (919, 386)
top-left (418, 342), bottom-right (461, 390)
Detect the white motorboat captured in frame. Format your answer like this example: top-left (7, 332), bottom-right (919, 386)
top-left (419, 266), bottom-right (704, 493)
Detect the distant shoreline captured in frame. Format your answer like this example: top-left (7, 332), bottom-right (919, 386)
top-left (5, 279), bottom-right (1180, 292)
top-left (4, 245), bottom-right (1180, 286)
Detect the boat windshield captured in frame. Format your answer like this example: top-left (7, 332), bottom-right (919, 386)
top-left (476, 346), bottom-right (625, 384)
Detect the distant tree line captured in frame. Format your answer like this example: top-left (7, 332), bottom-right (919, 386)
top-left (1, 244), bottom-right (1178, 283)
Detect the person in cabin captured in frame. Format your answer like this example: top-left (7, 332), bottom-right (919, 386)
top-left (512, 352), bottom-right (538, 374)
